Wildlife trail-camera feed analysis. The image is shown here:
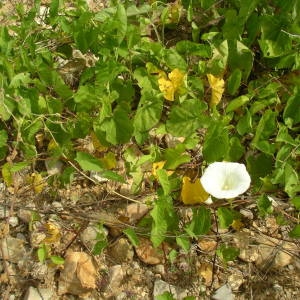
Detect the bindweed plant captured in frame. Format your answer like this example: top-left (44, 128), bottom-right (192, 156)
top-left (0, 0), bottom-right (299, 266)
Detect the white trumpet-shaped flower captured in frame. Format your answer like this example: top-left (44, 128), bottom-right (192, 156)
top-left (200, 162), bottom-right (251, 199)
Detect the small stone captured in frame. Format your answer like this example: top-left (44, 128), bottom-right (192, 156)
top-left (153, 279), bottom-right (188, 300)
top-left (0, 236), bottom-right (27, 263)
top-left (125, 203), bottom-right (149, 224)
top-left (212, 284), bottom-right (234, 300)
top-left (18, 207), bottom-right (35, 223)
top-left (228, 271), bottom-right (244, 291)
top-left (24, 287), bottom-right (43, 300)
top-left (8, 216), bottom-right (19, 227)
top-left (239, 209), bottom-right (253, 219)
top-left (107, 265), bottom-right (125, 290)
top-left (80, 225), bottom-right (107, 250)
top-left (108, 238), bottom-right (134, 264)
top-left (154, 264), bottom-right (165, 276)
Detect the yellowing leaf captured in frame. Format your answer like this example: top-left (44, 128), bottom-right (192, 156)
top-left (158, 68), bottom-right (186, 101)
top-left (100, 151), bottom-right (117, 169)
top-left (47, 139), bottom-right (59, 152)
top-left (231, 219), bottom-right (244, 231)
top-left (207, 74), bottom-right (225, 107)
top-left (90, 131), bottom-right (107, 152)
top-left (181, 176), bottom-right (209, 205)
top-left (1, 162), bottom-right (13, 187)
top-left (29, 173), bottom-right (47, 194)
top-left (43, 222), bottom-right (61, 244)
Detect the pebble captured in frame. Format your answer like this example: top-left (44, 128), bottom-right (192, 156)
top-left (0, 236), bottom-right (27, 263)
top-left (108, 238), bottom-right (134, 264)
top-left (8, 216), bottom-right (19, 227)
top-left (24, 286), bottom-right (53, 300)
top-left (107, 265), bottom-right (125, 290)
top-left (153, 279), bottom-right (188, 300)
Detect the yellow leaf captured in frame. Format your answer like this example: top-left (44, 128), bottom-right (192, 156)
top-left (47, 139), bottom-right (59, 152)
top-left (152, 161), bottom-right (166, 177)
top-left (43, 222), bottom-right (61, 244)
top-left (100, 152), bottom-right (117, 170)
top-left (168, 68), bottom-right (185, 89)
top-left (181, 176), bottom-right (209, 205)
top-left (158, 68), bottom-right (186, 101)
top-left (207, 74), bottom-right (225, 107)
top-left (158, 77), bottom-right (175, 101)
top-left (152, 161), bottom-right (174, 178)
top-left (30, 173), bottom-right (47, 194)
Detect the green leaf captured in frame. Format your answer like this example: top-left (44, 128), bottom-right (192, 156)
top-left (217, 207), bottom-right (234, 229)
top-left (291, 197), bottom-right (300, 210)
top-left (217, 245), bottom-right (240, 262)
top-left (92, 240), bottom-right (108, 255)
top-left (163, 48), bottom-right (187, 70)
top-left (257, 194), bottom-right (273, 217)
top-left (284, 163), bottom-right (300, 197)
top-left (237, 109), bottom-right (252, 135)
top-left (75, 152), bottom-right (104, 172)
top-left (225, 136), bottom-right (245, 161)
top-left (163, 144), bottom-right (190, 169)
top-left (50, 255), bottom-right (65, 265)
top-left (155, 291), bottom-right (176, 300)
top-left (226, 95), bottom-right (250, 113)
top-left (37, 244), bottom-right (48, 263)
top-left (166, 99), bottom-right (209, 137)
top-left (252, 110), bottom-right (277, 152)
top-left (133, 91), bottom-right (163, 136)
top-left (100, 170), bottom-right (125, 183)
top-left (259, 15), bottom-right (292, 58)
top-left (115, 3), bottom-right (127, 44)
top-left (156, 169), bottom-right (171, 196)
top-left (176, 236), bottom-right (190, 252)
top-left (0, 129), bottom-right (8, 147)
top-left (203, 122), bottom-right (229, 163)
top-left (176, 40), bottom-right (211, 57)
top-left (98, 105), bottom-right (133, 145)
top-left (150, 195), bottom-right (178, 247)
top-left (123, 228), bottom-right (139, 247)
top-left (283, 89), bottom-right (300, 127)
top-left (227, 69), bottom-right (242, 95)
top-left (246, 153), bottom-right (273, 185)
top-left (185, 207), bottom-right (211, 237)
top-left (289, 224), bottom-right (300, 239)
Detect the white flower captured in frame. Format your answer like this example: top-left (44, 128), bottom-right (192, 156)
top-left (200, 162), bottom-right (251, 199)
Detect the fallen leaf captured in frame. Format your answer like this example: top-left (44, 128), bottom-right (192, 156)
top-left (90, 131), bottom-right (107, 152)
top-left (29, 173), bottom-right (47, 194)
top-left (135, 238), bottom-right (169, 265)
top-left (231, 219), bottom-right (244, 231)
top-left (58, 251), bottom-right (97, 296)
top-left (198, 262), bottom-right (213, 286)
top-left (181, 176), bottom-right (209, 204)
top-left (198, 238), bottom-right (217, 252)
top-left (43, 222), bottom-right (61, 244)
top-left (207, 73), bottom-right (225, 107)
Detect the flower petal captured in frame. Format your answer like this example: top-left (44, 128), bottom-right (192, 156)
top-left (200, 162), bottom-right (251, 199)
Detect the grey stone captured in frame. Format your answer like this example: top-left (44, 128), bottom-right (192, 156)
top-left (153, 279), bottom-right (188, 300)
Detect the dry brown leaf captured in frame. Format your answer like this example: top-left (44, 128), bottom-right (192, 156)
top-left (135, 238), bottom-right (168, 265)
top-left (198, 262), bottom-right (213, 286)
top-left (198, 238), bottom-right (217, 252)
top-left (58, 251), bottom-right (97, 296)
